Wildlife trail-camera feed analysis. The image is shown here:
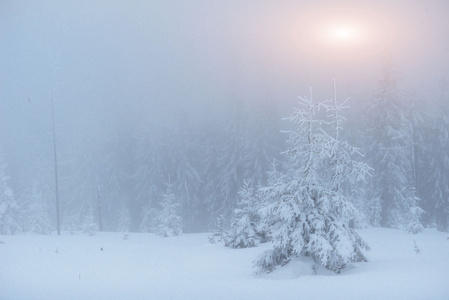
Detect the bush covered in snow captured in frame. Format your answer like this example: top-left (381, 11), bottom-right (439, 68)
top-left (0, 154), bottom-right (19, 235)
top-left (82, 206), bottom-right (98, 236)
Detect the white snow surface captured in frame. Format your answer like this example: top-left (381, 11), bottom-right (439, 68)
top-left (1, 228), bottom-right (448, 300)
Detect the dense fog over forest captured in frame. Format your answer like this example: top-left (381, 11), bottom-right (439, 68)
top-left (1, 0), bottom-right (449, 234)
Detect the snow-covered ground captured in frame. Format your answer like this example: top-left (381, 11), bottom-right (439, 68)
top-left (1, 228), bottom-right (448, 300)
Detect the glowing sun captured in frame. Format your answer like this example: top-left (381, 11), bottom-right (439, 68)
top-left (330, 26), bottom-right (358, 40)
top-left (290, 6), bottom-right (396, 62)
top-left (323, 23), bottom-right (363, 46)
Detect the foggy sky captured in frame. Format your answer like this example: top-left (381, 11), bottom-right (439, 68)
top-left (1, 0), bottom-right (449, 196)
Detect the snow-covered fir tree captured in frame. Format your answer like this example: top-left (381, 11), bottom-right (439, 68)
top-left (326, 82), bottom-right (370, 193)
top-left (140, 205), bottom-right (160, 233)
top-left (0, 153), bottom-right (19, 235)
top-left (208, 214), bottom-right (228, 244)
top-left (99, 131), bottom-right (136, 231)
top-left (200, 123), bottom-right (225, 230)
top-left (64, 145), bottom-right (101, 231)
top-left (23, 180), bottom-right (53, 235)
top-left (117, 201), bottom-right (132, 233)
top-left (324, 81), bottom-right (372, 228)
top-left (405, 191), bottom-right (425, 234)
top-left (216, 105), bottom-right (246, 223)
top-left (254, 84), bottom-right (370, 273)
top-left (226, 180), bottom-right (261, 248)
top-left (366, 66), bottom-right (424, 230)
top-left (81, 206), bottom-right (98, 236)
top-left (243, 102), bottom-right (283, 189)
top-left (425, 104), bottom-right (449, 231)
top-left (170, 138), bottom-right (202, 232)
top-left (63, 214), bottom-right (79, 234)
top-left (154, 180), bottom-right (183, 237)
top-left (134, 133), bottom-right (165, 220)
top-left (402, 93), bottom-right (425, 234)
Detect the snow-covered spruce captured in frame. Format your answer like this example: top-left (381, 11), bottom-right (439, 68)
top-left (0, 154), bottom-right (19, 235)
top-left (117, 202), bottom-right (131, 233)
top-left (63, 214), bottom-right (80, 234)
top-left (366, 67), bottom-right (425, 231)
top-left (226, 180), bottom-right (262, 248)
top-left (140, 206), bottom-right (160, 233)
top-left (423, 103), bottom-right (449, 232)
top-left (254, 83), bottom-right (370, 273)
top-left (82, 206), bottom-right (98, 236)
top-left (201, 103), bottom-right (282, 230)
top-left (22, 180), bottom-right (53, 235)
top-left (154, 181), bottom-right (183, 237)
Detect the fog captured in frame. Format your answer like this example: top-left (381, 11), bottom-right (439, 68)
top-left (1, 0), bottom-right (449, 232)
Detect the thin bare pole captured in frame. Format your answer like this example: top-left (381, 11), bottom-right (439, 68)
top-left (51, 83), bottom-right (61, 235)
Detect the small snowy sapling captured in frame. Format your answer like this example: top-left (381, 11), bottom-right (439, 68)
top-left (226, 180), bottom-right (261, 248)
top-left (209, 215), bottom-right (228, 244)
top-left (0, 154), bottom-right (19, 235)
top-left (154, 180), bottom-right (183, 237)
top-left (81, 206), bottom-right (98, 236)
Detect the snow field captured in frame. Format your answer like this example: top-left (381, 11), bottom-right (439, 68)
top-left (1, 228), bottom-right (448, 300)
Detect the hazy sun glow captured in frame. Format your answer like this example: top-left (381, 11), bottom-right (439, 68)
top-left (320, 23), bottom-right (365, 47)
top-left (291, 7), bottom-right (394, 61)
top-left (328, 25), bottom-right (359, 42)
